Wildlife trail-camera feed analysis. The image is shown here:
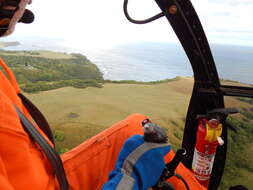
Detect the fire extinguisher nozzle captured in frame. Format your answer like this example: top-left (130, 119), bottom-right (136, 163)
top-left (217, 137), bottom-right (224, 146)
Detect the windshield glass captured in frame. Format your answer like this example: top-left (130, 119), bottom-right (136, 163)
top-left (192, 0), bottom-right (253, 86)
top-left (1, 0), bottom-right (252, 189)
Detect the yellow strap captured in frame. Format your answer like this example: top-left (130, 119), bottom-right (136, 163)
top-left (205, 123), bottom-right (223, 142)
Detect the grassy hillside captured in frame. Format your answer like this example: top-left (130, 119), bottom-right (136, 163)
top-left (26, 77), bottom-right (253, 190)
top-left (220, 115), bottom-right (253, 189)
top-left (26, 77), bottom-right (193, 149)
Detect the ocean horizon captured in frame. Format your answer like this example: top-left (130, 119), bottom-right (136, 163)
top-left (3, 41), bottom-right (253, 85)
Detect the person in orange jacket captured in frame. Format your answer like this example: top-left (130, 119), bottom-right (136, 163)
top-left (0, 1), bottom-right (209, 190)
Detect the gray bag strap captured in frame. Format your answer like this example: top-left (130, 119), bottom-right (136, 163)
top-left (14, 105), bottom-right (69, 190)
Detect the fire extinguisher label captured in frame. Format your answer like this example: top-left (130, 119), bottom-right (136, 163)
top-left (192, 148), bottom-right (215, 181)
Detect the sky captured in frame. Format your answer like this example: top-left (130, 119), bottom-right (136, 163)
top-left (2, 0), bottom-right (253, 50)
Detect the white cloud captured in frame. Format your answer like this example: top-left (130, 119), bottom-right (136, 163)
top-left (192, 0), bottom-right (253, 45)
top-left (4, 0), bottom-right (253, 48)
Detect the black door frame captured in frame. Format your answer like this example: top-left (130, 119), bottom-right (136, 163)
top-left (154, 0), bottom-right (253, 189)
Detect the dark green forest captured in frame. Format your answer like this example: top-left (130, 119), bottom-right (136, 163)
top-left (0, 50), bottom-right (103, 92)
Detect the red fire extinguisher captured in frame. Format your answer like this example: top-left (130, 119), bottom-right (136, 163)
top-left (192, 117), bottom-right (224, 188)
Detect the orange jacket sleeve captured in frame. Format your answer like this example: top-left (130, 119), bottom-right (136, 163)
top-left (0, 156), bottom-right (14, 190)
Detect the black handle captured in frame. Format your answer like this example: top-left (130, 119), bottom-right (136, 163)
top-left (166, 148), bottom-right (186, 175)
top-left (197, 107), bottom-right (239, 118)
top-left (207, 108), bottom-right (239, 116)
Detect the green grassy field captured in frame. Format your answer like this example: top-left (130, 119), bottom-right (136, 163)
top-left (26, 77), bottom-right (253, 190)
top-left (0, 50), bottom-right (73, 59)
top-left (26, 77), bottom-right (193, 148)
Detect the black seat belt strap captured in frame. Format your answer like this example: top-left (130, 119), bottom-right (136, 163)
top-left (14, 105), bottom-right (69, 190)
top-left (18, 93), bottom-right (55, 145)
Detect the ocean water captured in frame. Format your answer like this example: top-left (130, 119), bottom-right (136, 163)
top-left (85, 43), bottom-right (192, 82)
top-left (4, 41), bottom-right (253, 84)
top-left (85, 43), bottom-right (253, 84)
top-left (211, 44), bottom-right (253, 85)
